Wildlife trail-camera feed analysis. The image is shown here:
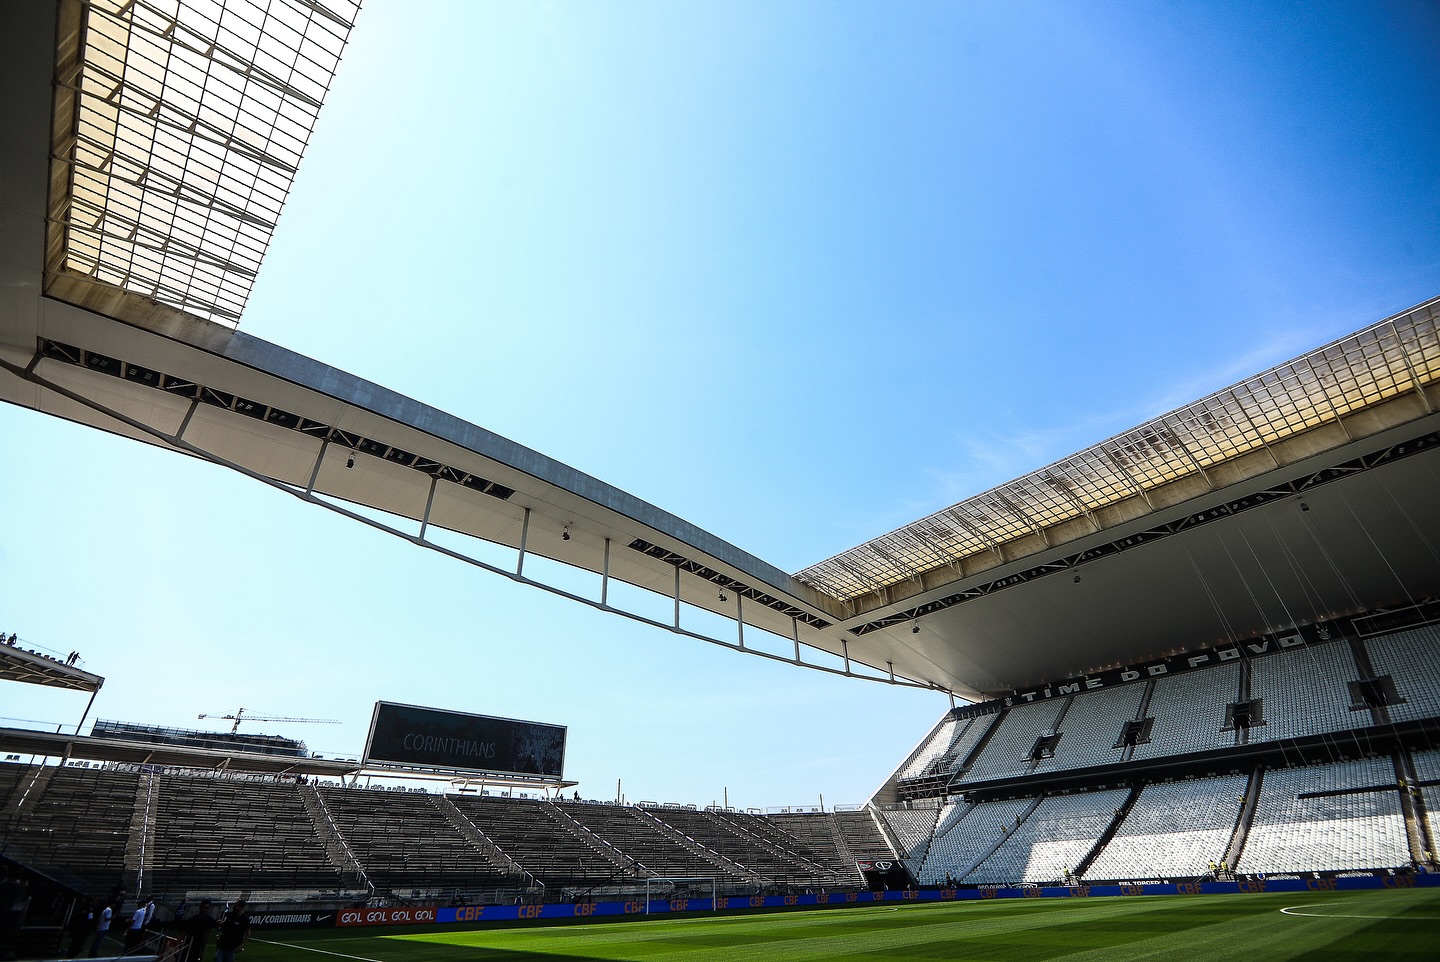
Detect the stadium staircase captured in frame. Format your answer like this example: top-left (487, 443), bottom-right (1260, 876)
top-left (1347, 637), bottom-right (1393, 726)
top-left (1075, 784), bottom-right (1142, 879)
top-left (542, 802), bottom-right (641, 876)
top-left (2, 764), bottom-right (54, 823)
top-left (1235, 661), bottom-right (1253, 747)
top-left (1048, 694), bottom-right (1078, 734)
top-left (299, 783), bottom-right (371, 892)
top-left (632, 807), bottom-right (762, 882)
top-left (0, 766), bottom-right (52, 870)
top-left (0, 763), bottom-right (31, 814)
top-left (711, 809), bottom-right (802, 853)
top-left (763, 811), bottom-right (868, 884)
top-left (870, 806), bottom-right (921, 873)
top-left (1121, 681), bottom-right (1157, 763)
top-left (695, 810), bottom-right (843, 884)
top-left (829, 813), bottom-right (859, 871)
top-left (1221, 767), bottom-right (1263, 872)
top-left (881, 806), bottom-right (950, 881)
top-left (958, 795), bottom-right (1045, 879)
top-left (1412, 775), bottom-right (1440, 864)
top-left (432, 796), bottom-right (534, 885)
top-left (1392, 750), bottom-right (1431, 864)
top-left (943, 709), bottom-right (1007, 791)
top-left (829, 812), bottom-right (873, 883)
top-left (124, 773), bottom-right (158, 896)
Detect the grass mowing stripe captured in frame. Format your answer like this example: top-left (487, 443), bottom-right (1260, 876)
top-left (244, 890), bottom-right (1440, 962)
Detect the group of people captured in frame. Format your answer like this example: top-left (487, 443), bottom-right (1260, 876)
top-left (0, 630), bottom-right (80, 664)
top-left (63, 896), bottom-right (249, 960)
top-left (178, 899), bottom-right (250, 962)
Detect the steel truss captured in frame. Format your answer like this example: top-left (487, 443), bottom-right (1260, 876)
top-left (0, 349), bottom-right (947, 694)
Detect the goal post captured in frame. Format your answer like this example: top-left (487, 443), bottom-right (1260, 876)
top-left (642, 876), bottom-right (718, 914)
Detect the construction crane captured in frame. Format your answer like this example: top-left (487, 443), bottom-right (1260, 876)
top-left (197, 707), bottom-right (340, 733)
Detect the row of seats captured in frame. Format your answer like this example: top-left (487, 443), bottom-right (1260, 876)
top-left (886, 755), bottom-right (1423, 885)
top-left (0, 763), bottom-right (888, 896)
top-left (900, 716), bottom-right (963, 779)
top-left (1412, 748), bottom-right (1440, 782)
top-left (1132, 664), bottom-right (1239, 760)
top-left (964, 788), bottom-right (1130, 885)
top-left (834, 809), bottom-right (896, 861)
top-left (1249, 641), bottom-right (1364, 743)
top-left (649, 807), bottom-right (844, 883)
top-left (766, 811), bottom-right (869, 882)
top-left (1240, 758), bottom-right (1409, 873)
top-left (149, 773), bottom-right (340, 891)
top-left (901, 625), bottom-right (1438, 789)
top-left (451, 796), bottom-right (623, 886)
top-left (876, 806), bottom-right (940, 877)
top-left (317, 786), bottom-right (511, 888)
top-left (0, 762), bottom-right (34, 810)
top-left (1084, 774), bottom-right (1247, 880)
top-left (963, 699), bottom-right (1065, 781)
top-left (917, 796), bottom-right (1034, 884)
top-left (1031, 684), bottom-right (1144, 775)
top-left (1366, 626), bottom-right (1440, 724)
top-left (558, 802), bottom-right (750, 881)
top-left (2, 767), bottom-right (139, 882)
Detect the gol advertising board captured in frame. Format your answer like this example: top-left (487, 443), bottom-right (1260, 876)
top-left (362, 701), bottom-right (566, 778)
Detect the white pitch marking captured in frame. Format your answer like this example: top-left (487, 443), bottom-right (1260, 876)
top-left (251, 938), bottom-right (386, 962)
top-left (1279, 903), bottom-right (1440, 920)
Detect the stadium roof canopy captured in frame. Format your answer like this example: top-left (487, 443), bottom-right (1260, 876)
top-left (0, 645), bottom-right (103, 693)
top-left (0, 726), bottom-right (359, 777)
top-left (2, 1), bottom-right (1438, 704)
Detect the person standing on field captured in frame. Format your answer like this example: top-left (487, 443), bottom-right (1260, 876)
top-left (213, 900), bottom-right (250, 962)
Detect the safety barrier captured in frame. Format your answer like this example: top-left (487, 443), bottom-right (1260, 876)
top-left (317, 873), bottom-right (1439, 928)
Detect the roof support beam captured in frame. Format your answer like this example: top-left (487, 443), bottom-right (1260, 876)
top-left (516, 507), bottom-right (531, 577)
top-left (419, 475), bottom-right (438, 541)
top-left (0, 353), bottom-right (943, 694)
top-left (673, 564), bottom-right (682, 630)
top-left (736, 592), bottom-right (746, 650)
top-left (601, 537), bottom-right (611, 608)
top-left (1393, 318), bottom-right (1435, 415)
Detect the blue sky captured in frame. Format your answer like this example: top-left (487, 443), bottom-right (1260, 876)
top-left (3, 0), bottom-right (1439, 808)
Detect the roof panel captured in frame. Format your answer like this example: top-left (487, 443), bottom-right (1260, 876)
top-left (795, 300), bottom-right (1440, 602)
top-left (49, 0), bottom-right (360, 326)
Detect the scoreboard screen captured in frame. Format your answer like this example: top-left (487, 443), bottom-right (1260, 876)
top-left (362, 701), bottom-right (566, 778)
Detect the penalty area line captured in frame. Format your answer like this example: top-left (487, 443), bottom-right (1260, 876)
top-left (251, 938), bottom-right (386, 962)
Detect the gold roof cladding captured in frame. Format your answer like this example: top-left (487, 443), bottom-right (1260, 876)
top-left (46, 0), bottom-right (359, 327)
top-left (795, 298), bottom-right (1440, 608)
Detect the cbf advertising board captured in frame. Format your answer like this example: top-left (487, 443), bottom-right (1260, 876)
top-left (362, 701), bottom-right (566, 778)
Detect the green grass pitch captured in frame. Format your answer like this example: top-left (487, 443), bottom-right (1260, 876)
top-left (243, 889), bottom-right (1440, 961)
